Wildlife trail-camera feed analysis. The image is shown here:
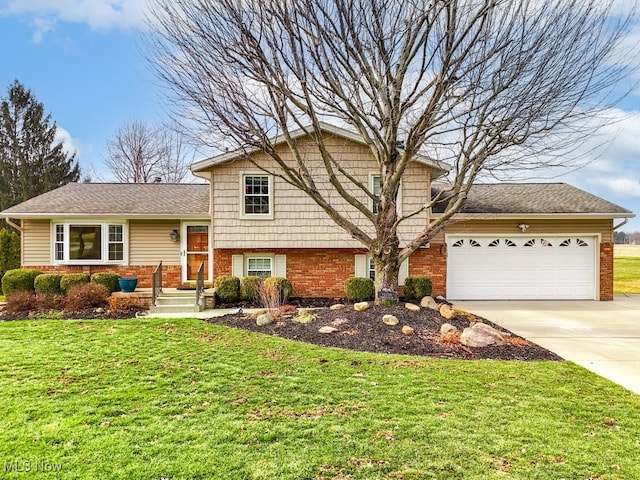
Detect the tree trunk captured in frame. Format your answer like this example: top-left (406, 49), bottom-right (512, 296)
top-left (373, 236), bottom-right (400, 304)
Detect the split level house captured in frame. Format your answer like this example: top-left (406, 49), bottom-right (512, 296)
top-left (0, 123), bottom-right (634, 301)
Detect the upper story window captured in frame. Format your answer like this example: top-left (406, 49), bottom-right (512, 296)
top-left (241, 173), bottom-right (273, 219)
top-left (371, 175), bottom-right (381, 214)
top-left (53, 222), bottom-right (127, 264)
top-left (370, 174), bottom-right (401, 215)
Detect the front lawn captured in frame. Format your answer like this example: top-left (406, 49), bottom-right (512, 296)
top-left (1, 318), bottom-right (639, 479)
top-left (614, 257), bottom-right (640, 294)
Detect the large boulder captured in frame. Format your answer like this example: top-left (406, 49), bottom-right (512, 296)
top-left (405, 303), bottom-right (420, 312)
top-left (382, 314), bottom-right (399, 326)
top-left (420, 296), bottom-right (439, 310)
top-left (439, 303), bottom-right (456, 320)
top-left (460, 323), bottom-right (506, 347)
top-left (354, 301), bottom-right (370, 312)
top-left (256, 312), bottom-right (274, 326)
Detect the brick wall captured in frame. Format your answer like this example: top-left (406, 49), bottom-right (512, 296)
top-left (26, 265), bottom-right (182, 289)
top-left (406, 244), bottom-right (447, 298)
top-left (600, 242), bottom-right (614, 301)
top-left (214, 247), bottom-right (448, 298)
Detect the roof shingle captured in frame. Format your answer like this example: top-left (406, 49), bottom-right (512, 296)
top-left (0, 183), bottom-right (210, 217)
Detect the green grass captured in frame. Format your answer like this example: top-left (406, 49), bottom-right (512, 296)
top-left (1, 318), bottom-right (639, 479)
top-left (614, 257), bottom-right (640, 294)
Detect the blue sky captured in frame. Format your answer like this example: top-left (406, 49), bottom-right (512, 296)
top-left (0, 0), bottom-right (639, 231)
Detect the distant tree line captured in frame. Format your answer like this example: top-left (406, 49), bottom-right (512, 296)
top-left (614, 231), bottom-right (640, 244)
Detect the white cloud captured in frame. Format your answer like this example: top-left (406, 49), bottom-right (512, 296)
top-left (54, 125), bottom-right (80, 156)
top-left (0, 0), bottom-right (149, 37)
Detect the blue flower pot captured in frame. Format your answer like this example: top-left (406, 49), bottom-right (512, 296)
top-left (118, 277), bottom-right (138, 293)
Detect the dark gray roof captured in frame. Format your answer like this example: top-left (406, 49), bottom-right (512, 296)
top-left (0, 183), bottom-right (210, 218)
top-left (433, 183), bottom-right (633, 215)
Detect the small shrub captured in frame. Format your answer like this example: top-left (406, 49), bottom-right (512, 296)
top-left (60, 273), bottom-right (90, 294)
top-left (35, 293), bottom-right (66, 311)
top-left (107, 295), bottom-right (145, 312)
top-left (1, 269), bottom-right (42, 296)
top-left (240, 276), bottom-right (262, 302)
top-left (263, 277), bottom-right (293, 302)
top-left (403, 276), bottom-right (433, 301)
top-left (34, 274), bottom-right (63, 295)
top-left (64, 283), bottom-right (109, 311)
top-left (5, 291), bottom-right (36, 314)
top-left (91, 272), bottom-right (121, 293)
top-left (344, 277), bottom-right (374, 302)
top-left (0, 228), bottom-right (20, 291)
top-left (213, 275), bottom-right (240, 303)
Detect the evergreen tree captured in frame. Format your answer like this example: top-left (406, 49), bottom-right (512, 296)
top-left (0, 80), bottom-right (80, 221)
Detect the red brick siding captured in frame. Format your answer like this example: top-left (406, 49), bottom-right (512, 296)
top-left (600, 242), bottom-right (614, 301)
top-left (26, 265), bottom-right (182, 289)
top-left (214, 247), bottom-right (448, 298)
top-left (406, 245), bottom-right (447, 298)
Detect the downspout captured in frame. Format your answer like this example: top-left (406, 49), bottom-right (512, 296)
top-left (613, 218), bottom-right (629, 231)
top-left (6, 218), bottom-right (22, 233)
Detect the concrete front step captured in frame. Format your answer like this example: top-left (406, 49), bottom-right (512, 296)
top-left (149, 291), bottom-right (203, 314)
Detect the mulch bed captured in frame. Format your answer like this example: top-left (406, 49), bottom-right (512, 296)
top-left (203, 301), bottom-right (563, 361)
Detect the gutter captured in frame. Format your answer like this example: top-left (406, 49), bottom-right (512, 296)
top-left (5, 218), bottom-right (22, 233)
top-left (613, 218), bottom-right (629, 231)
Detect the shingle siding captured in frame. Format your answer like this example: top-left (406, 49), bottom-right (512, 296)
top-left (208, 134), bottom-right (431, 249)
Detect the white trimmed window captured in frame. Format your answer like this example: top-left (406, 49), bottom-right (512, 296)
top-left (247, 257), bottom-right (272, 278)
top-left (355, 254), bottom-right (409, 286)
top-left (370, 174), bottom-right (402, 215)
top-left (241, 174), bottom-right (273, 219)
top-left (53, 222), bottom-right (127, 264)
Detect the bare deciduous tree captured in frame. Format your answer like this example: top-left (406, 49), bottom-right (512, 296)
top-left (105, 120), bottom-right (190, 183)
top-left (147, 0), bottom-right (637, 299)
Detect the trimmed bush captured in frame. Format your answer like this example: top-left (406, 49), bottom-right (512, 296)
top-left (0, 228), bottom-right (20, 292)
top-left (1, 268), bottom-right (42, 296)
top-left (91, 272), bottom-right (121, 293)
top-left (344, 277), bottom-right (375, 302)
top-left (5, 291), bottom-right (36, 314)
top-left (60, 273), bottom-right (90, 294)
top-left (263, 277), bottom-right (293, 303)
top-left (36, 293), bottom-right (66, 311)
top-left (240, 276), bottom-right (262, 302)
top-left (34, 274), bottom-right (63, 295)
top-left (65, 283), bottom-right (110, 311)
top-left (403, 276), bottom-right (433, 301)
top-left (213, 275), bottom-right (240, 303)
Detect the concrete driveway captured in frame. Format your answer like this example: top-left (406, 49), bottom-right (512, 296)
top-left (455, 295), bottom-right (640, 395)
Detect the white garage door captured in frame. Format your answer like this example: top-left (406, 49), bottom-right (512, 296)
top-left (447, 236), bottom-right (596, 300)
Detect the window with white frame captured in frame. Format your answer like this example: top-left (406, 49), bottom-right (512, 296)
top-left (371, 175), bottom-right (381, 214)
top-left (242, 174), bottom-right (272, 217)
top-left (247, 257), bottom-right (272, 278)
top-left (368, 257), bottom-right (376, 281)
top-left (53, 222), bottom-right (126, 264)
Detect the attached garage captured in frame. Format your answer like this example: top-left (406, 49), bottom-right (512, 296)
top-left (446, 235), bottom-right (597, 300)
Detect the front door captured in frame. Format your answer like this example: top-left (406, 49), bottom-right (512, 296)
top-left (182, 224), bottom-right (210, 283)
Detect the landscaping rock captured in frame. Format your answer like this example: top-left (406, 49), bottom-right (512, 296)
top-left (354, 302), bottom-right (370, 311)
top-left (460, 322), bottom-right (506, 347)
top-left (256, 313), bottom-right (274, 326)
top-left (402, 325), bottom-right (415, 336)
top-left (331, 318), bottom-right (350, 327)
top-left (440, 323), bottom-right (458, 335)
top-left (330, 303), bottom-right (346, 310)
top-left (439, 303), bottom-right (456, 320)
top-left (382, 314), bottom-right (399, 326)
top-left (293, 312), bottom-right (315, 324)
top-left (405, 303), bottom-right (420, 312)
top-left (318, 326), bottom-right (339, 334)
top-left (420, 296), bottom-right (438, 310)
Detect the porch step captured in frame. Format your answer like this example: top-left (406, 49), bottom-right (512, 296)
top-left (149, 290), bottom-right (203, 314)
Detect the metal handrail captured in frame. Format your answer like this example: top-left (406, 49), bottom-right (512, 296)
top-left (195, 260), bottom-right (205, 308)
top-left (152, 261), bottom-right (163, 306)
